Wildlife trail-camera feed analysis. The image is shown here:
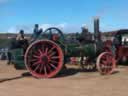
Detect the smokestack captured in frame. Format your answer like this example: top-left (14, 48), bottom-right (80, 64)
top-left (94, 17), bottom-right (101, 42)
top-left (94, 17), bottom-right (99, 34)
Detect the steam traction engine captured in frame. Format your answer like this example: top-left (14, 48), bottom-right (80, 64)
top-left (11, 18), bottom-right (116, 78)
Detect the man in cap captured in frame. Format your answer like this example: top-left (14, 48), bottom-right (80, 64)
top-left (30, 24), bottom-right (43, 42)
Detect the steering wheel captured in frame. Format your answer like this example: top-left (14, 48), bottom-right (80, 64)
top-left (42, 27), bottom-right (65, 42)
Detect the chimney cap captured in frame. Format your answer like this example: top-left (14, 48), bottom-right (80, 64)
top-left (94, 16), bottom-right (100, 20)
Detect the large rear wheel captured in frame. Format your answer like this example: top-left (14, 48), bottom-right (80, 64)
top-left (24, 40), bottom-right (64, 78)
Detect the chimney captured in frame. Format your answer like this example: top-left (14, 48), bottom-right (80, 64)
top-left (94, 17), bottom-right (101, 42)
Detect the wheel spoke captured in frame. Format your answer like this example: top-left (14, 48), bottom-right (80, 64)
top-left (32, 61), bottom-right (41, 66)
top-left (44, 66), bottom-right (47, 76)
top-left (107, 63), bottom-right (112, 69)
top-left (106, 63), bottom-right (112, 72)
top-left (49, 63), bottom-right (57, 69)
top-left (102, 63), bottom-right (112, 74)
top-left (38, 49), bottom-right (43, 55)
top-left (50, 60), bottom-right (58, 64)
top-left (100, 63), bottom-right (105, 69)
top-left (33, 52), bottom-right (40, 56)
top-left (29, 59), bottom-right (38, 62)
top-left (101, 55), bottom-right (106, 60)
top-left (51, 56), bottom-right (59, 59)
top-left (48, 46), bottom-right (55, 54)
top-left (33, 55), bottom-right (40, 59)
top-left (106, 55), bottom-right (112, 63)
top-left (49, 52), bottom-right (56, 57)
top-left (101, 65), bottom-right (107, 73)
top-left (49, 29), bottom-right (52, 34)
top-left (104, 66), bottom-right (108, 74)
top-left (39, 64), bottom-right (44, 73)
top-left (101, 60), bottom-right (107, 65)
top-left (45, 48), bottom-right (48, 54)
top-left (34, 64), bottom-right (40, 72)
top-left (46, 64), bottom-right (51, 72)
top-left (41, 45), bottom-right (45, 53)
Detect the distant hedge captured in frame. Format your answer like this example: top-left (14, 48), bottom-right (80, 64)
top-left (0, 39), bottom-right (11, 48)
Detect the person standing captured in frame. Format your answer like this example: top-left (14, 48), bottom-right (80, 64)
top-left (30, 24), bottom-right (43, 42)
top-left (7, 29), bottom-right (28, 64)
top-left (16, 29), bottom-right (25, 41)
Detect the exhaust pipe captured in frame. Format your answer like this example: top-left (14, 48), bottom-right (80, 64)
top-left (94, 17), bottom-right (101, 42)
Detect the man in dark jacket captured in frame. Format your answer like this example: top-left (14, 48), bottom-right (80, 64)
top-left (30, 24), bottom-right (43, 42)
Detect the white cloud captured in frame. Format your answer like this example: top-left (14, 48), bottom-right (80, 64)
top-left (7, 27), bottom-right (17, 33)
top-left (40, 23), bottom-right (82, 33)
top-left (7, 23), bottom-right (83, 33)
top-left (40, 23), bottom-right (67, 30)
top-left (56, 23), bottom-right (67, 29)
top-left (7, 25), bottom-right (33, 33)
top-left (40, 24), bottom-right (53, 31)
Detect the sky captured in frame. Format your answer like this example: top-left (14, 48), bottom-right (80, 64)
top-left (0, 0), bottom-right (128, 33)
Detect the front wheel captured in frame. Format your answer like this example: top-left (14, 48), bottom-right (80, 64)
top-left (96, 52), bottom-right (116, 75)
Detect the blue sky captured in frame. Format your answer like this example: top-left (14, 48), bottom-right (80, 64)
top-left (0, 0), bottom-right (128, 33)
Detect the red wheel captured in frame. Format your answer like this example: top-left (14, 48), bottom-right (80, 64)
top-left (24, 40), bottom-right (64, 78)
top-left (96, 52), bottom-right (116, 75)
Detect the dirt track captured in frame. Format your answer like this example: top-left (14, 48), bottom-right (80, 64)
top-left (0, 61), bottom-right (128, 96)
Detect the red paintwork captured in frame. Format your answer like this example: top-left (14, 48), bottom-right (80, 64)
top-left (103, 40), bottom-right (112, 52)
top-left (116, 46), bottom-right (128, 60)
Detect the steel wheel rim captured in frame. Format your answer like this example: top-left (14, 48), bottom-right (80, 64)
top-left (24, 40), bottom-right (63, 78)
top-left (96, 52), bottom-right (116, 75)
